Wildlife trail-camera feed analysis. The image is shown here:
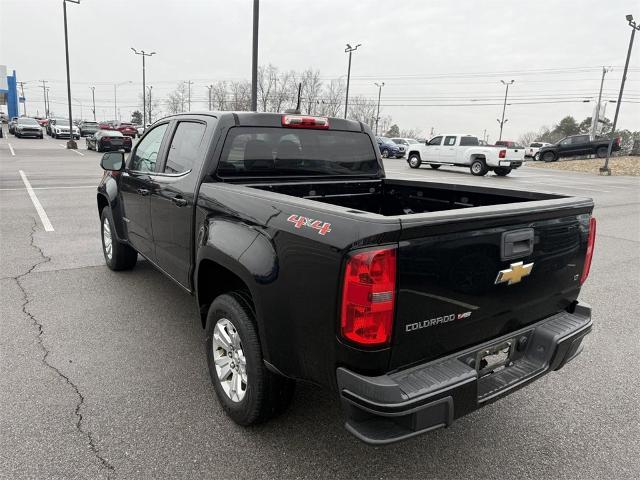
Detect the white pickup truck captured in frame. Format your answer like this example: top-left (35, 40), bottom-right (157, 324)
top-left (406, 134), bottom-right (525, 176)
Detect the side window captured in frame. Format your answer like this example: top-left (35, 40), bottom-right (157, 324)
top-left (560, 138), bottom-right (571, 146)
top-left (574, 135), bottom-right (589, 144)
top-left (444, 136), bottom-right (457, 146)
top-left (129, 123), bottom-right (168, 172)
top-left (164, 122), bottom-right (207, 174)
top-left (429, 136), bottom-right (442, 146)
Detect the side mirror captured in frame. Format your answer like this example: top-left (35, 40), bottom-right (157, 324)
top-left (101, 151), bottom-right (124, 171)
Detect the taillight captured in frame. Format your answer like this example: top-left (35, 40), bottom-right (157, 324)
top-left (340, 246), bottom-right (397, 347)
top-left (580, 217), bottom-right (596, 285)
top-left (102, 136), bottom-right (110, 142)
top-left (282, 115), bottom-right (329, 129)
top-left (499, 149), bottom-right (506, 159)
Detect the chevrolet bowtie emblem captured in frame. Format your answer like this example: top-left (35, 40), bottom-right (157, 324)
top-left (495, 261), bottom-right (534, 285)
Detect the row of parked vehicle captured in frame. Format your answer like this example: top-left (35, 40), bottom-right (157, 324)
top-left (5, 115), bottom-right (147, 141)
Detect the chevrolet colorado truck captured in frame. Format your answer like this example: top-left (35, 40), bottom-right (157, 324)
top-left (97, 112), bottom-right (596, 444)
top-left (407, 134), bottom-right (525, 176)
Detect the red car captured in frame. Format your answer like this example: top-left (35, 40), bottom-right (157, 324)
top-left (115, 122), bottom-right (138, 138)
top-left (98, 121), bottom-right (116, 130)
top-left (37, 118), bottom-right (49, 127)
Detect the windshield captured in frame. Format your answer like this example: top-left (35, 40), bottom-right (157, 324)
top-left (408, 139), bottom-right (420, 144)
top-left (83, 122), bottom-right (98, 126)
top-left (18, 118), bottom-right (39, 125)
top-left (217, 127), bottom-right (380, 178)
top-left (57, 120), bottom-right (70, 126)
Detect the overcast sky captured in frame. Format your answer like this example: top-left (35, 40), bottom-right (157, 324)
top-left (1, 0), bottom-right (639, 140)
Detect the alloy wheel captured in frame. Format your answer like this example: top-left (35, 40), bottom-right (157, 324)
top-left (102, 217), bottom-right (112, 260)
top-left (212, 318), bottom-right (247, 402)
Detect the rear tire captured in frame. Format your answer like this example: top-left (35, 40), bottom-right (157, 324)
top-left (533, 153), bottom-right (540, 161)
top-left (542, 151), bottom-right (556, 162)
top-left (494, 167), bottom-right (512, 176)
top-left (596, 146), bottom-right (608, 158)
top-left (470, 159), bottom-right (488, 176)
top-left (205, 292), bottom-right (295, 426)
top-left (408, 154), bottom-right (421, 169)
top-left (429, 164), bottom-right (441, 169)
top-left (100, 208), bottom-right (137, 271)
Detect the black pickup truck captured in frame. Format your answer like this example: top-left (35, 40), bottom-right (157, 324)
top-left (538, 134), bottom-right (621, 162)
top-left (97, 112), bottom-right (596, 444)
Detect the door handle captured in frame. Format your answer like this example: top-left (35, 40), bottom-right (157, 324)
top-left (171, 196), bottom-right (188, 207)
top-left (137, 188), bottom-right (150, 196)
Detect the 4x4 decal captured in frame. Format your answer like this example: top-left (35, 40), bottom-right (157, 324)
top-left (287, 215), bottom-right (332, 236)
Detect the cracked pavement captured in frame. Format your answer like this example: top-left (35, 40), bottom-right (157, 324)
top-left (1, 133), bottom-right (639, 479)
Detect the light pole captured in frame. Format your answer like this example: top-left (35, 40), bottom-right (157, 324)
top-left (344, 43), bottom-right (361, 119)
top-left (45, 88), bottom-right (51, 117)
top-left (90, 86), bottom-right (96, 121)
top-left (63, 0), bottom-right (80, 149)
top-left (592, 67), bottom-right (610, 138)
top-left (497, 79), bottom-right (514, 141)
top-left (207, 84), bottom-right (213, 110)
top-left (601, 14), bottom-right (639, 175)
top-left (18, 82), bottom-right (27, 116)
top-left (251, 0), bottom-right (259, 111)
top-left (131, 48), bottom-right (155, 127)
top-left (374, 82), bottom-right (384, 135)
top-left (146, 85), bottom-right (153, 124)
top-left (113, 81), bottom-right (132, 121)
top-left (40, 80), bottom-right (49, 117)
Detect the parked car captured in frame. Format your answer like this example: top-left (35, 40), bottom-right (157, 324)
top-left (494, 140), bottom-right (522, 149)
top-left (114, 122), bottom-right (138, 138)
top-left (51, 119), bottom-right (80, 139)
top-left (135, 123), bottom-right (151, 137)
top-left (391, 137), bottom-right (421, 157)
top-left (35, 117), bottom-right (49, 128)
top-left (8, 117), bottom-right (19, 134)
top-left (98, 121), bottom-right (117, 131)
top-left (14, 117), bottom-right (44, 138)
top-left (376, 136), bottom-right (403, 158)
top-left (526, 142), bottom-right (552, 160)
top-left (46, 118), bottom-right (67, 136)
top-left (96, 112), bottom-right (595, 445)
top-left (79, 121), bottom-right (100, 137)
top-left (406, 134), bottom-right (525, 176)
top-left (86, 130), bottom-right (132, 152)
top-left (538, 135), bottom-right (621, 162)
top-left (0, 111), bottom-right (8, 123)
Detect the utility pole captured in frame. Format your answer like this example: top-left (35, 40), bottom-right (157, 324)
top-left (90, 86), bottom-right (96, 121)
top-left (185, 80), bottom-right (194, 111)
top-left (18, 82), bottom-right (27, 116)
top-left (207, 84), bottom-right (213, 110)
top-left (63, 0), bottom-right (80, 149)
top-left (147, 85), bottom-right (153, 124)
top-left (251, 0), bottom-right (259, 111)
top-left (131, 48), bottom-right (156, 127)
top-left (601, 14), bottom-right (639, 175)
top-left (40, 80), bottom-right (49, 117)
top-left (344, 43), bottom-right (361, 119)
top-left (497, 79), bottom-right (514, 141)
top-left (592, 67), bottom-right (610, 139)
top-left (374, 82), bottom-right (384, 135)
top-left (45, 88), bottom-right (51, 117)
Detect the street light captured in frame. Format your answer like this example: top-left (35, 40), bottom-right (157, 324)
top-left (90, 86), bottom-right (96, 121)
top-left (251, 0), bottom-right (259, 111)
top-left (113, 81), bottom-right (132, 121)
top-left (63, 0), bottom-right (80, 149)
top-left (131, 48), bottom-right (155, 127)
top-left (601, 14), bottom-right (639, 175)
top-left (497, 79), bottom-right (514, 141)
top-left (374, 82), bottom-right (385, 135)
top-left (344, 43), bottom-right (361, 119)
top-left (146, 85), bottom-right (153, 124)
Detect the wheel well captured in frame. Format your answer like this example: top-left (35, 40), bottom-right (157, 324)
top-left (97, 194), bottom-right (108, 216)
top-left (408, 151), bottom-right (420, 159)
top-left (470, 155), bottom-right (486, 163)
top-left (197, 259), bottom-right (253, 328)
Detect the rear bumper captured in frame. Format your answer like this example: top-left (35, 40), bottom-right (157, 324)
top-left (337, 302), bottom-right (592, 445)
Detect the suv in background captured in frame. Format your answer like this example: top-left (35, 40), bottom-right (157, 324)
top-left (391, 137), bottom-right (421, 157)
top-left (527, 142), bottom-right (552, 160)
top-left (376, 136), bottom-right (404, 158)
top-left (79, 121), bottom-right (100, 137)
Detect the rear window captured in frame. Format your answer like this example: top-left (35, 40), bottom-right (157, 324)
top-left (530, 142), bottom-right (542, 148)
top-left (217, 127), bottom-right (380, 178)
top-left (459, 136), bottom-right (479, 146)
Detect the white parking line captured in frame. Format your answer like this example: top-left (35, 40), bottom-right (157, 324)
top-left (0, 185), bottom-right (95, 191)
top-left (8, 143), bottom-right (15, 156)
top-left (71, 149), bottom-right (84, 156)
top-left (18, 170), bottom-right (55, 232)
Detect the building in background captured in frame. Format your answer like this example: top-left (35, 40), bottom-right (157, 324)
top-left (0, 66), bottom-right (20, 119)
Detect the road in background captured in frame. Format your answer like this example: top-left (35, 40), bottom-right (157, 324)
top-left (1, 136), bottom-right (639, 479)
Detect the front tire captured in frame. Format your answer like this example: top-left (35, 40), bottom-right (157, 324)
top-left (494, 167), bottom-right (512, 176)
top-left (470, 159), bottom-right (488, 176)
top-left (100, 208), bottom-right (137, 271)
top-left (429, 164), bottom-right (441, 169)
top-left (205, 293), bottom-right (294, 426)
top-left (533, 152), bottom-right (540, 161)
top-left (381, 149), bottom-right (389, 158)
top-left (596, 146), bottom-right (608, 158)
top-left (542, 151), bottom-right (556, 162)
top-left (408, 154), bottom-right (421, 168)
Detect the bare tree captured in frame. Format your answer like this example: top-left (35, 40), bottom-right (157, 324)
top-left (270, 70), bottom-right (297, 112)
top-left (400, 128), bottom-right (423, 139)
top-left (518, 131), bottom-right (540, 146)
top-left (210, 81), bottom-right (228, 110)
top-left (139, 90), bottom-right (160, 123)
top-left (299, 69), bottom-right (322, 115)
top-left (348, 95), bottom-right (377, 128)
top-left (258, 64), bottom-right (278, 112)
top-left (317, 79), bottom-right (345, 117)
top-left (229, 80), bottom-right (252, 111)
top-left (165, 83), bottom-right (187, 115)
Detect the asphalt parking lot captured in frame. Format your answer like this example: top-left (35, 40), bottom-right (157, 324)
top-left (1, 131), bottom-right (639, 479)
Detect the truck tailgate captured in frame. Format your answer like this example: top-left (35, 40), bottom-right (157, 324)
top-left (390, 197), bottom-right (593, 369)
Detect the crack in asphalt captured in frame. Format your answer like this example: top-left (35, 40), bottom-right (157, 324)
top-left (13, 217), bottom-right (115, 478)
